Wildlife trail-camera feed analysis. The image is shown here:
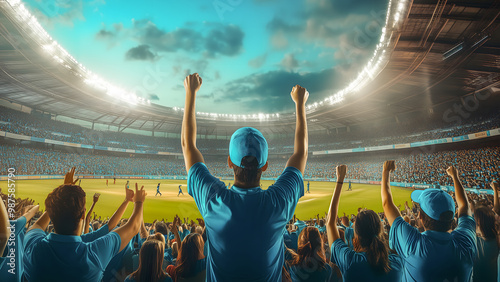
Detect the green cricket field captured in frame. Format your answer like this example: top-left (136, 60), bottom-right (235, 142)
top-left (2, 179), bottom-right (413, 222)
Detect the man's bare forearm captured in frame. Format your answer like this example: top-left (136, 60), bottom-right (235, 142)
top-left (326, 182), bottom-right (343, 246)
top-left (294, 103), bottom-right (308, 156)
top-left (23, 205), bottom-right (40, 222)
top-left (287, 103), bottom-right (308, 174)
top-left (452, 174), bottom-right (470, 216)
top-left (84, 202), bottom-right (97, 234)
top-left (181, 91), bottom-right (197, 150)
top-left (181, 75), bottom-right (205, 172)
top-left (381, 161), bottom-right (400, 225)
top-left (108, 200), bottom-right (130, 231)
top-left (113, 202), bottom-right (144, 251)
top-left (493, 182), bottom-right (499, 215)
top-left (28, 212), bottom-right (50, 232)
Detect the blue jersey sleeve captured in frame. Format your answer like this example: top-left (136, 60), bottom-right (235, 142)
top-left (23, 229), bottom-right (46, 258)
top-left (389, 216), bottom-right (421, 258)
top-left (187, 162), bottom-right (226, 217)
top-left (331, 238), bottom-right (355, 274)
top-left (81, 224), bottom-right (110, 242)
top-left (452, 215), bottom-right (477, 262)
top-left (92, 232), bottom-right (122, 270)
top-left (267, 166), bottom-right (304, 221)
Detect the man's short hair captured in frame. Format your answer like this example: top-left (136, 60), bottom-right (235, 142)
top-left (419, 209), bottom-right (454, 232)
top-left (155, 222), bottom-right (169, 235)
top-left (45, 184), bottom-right (86, 235)
top-left (232, 156), bottom-right (263, 184)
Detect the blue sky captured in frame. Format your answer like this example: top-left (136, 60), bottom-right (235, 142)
top-left (24, 0), bottom-right (387, 114)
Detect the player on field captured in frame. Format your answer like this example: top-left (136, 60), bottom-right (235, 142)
top-left (181, 73), bottom-right (309, 281)
top-left (106, 179), bottom-right (108, 186)
top-left (347, 180), bottom-right (352, 191)
top-left (126, 180), bottom-right (130, 189)
top-left (156, 183), bottom-right (162, 196)
top-left (178, 185), bottom-right (184, 197)
top-left (307, 181), bottom-right (310, 193)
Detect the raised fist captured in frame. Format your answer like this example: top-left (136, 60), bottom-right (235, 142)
top-left (383, 161), bottom-right (396, 173)
top-left (336, 165), bottom-right (347, 182)
top-left (291, 85), bottom-right (309, 105)
top-left (184, 73), bottom-right (203, 93)
top-left (446, 166), bottom-right (458, 178)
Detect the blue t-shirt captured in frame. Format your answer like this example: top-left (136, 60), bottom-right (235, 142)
top-left (284, 231), bottom-right (299, 251)
top-left (472, 236), bottom-right (498, 282)
top-left (389, 215), bottom-right (477, 282)
top-left (103, 233), bottom-right (140, 282)
top-left (289, 262), bottom-right (331, 282)
top-left (188, 162), bottom-right (304, 281)
top-left (81, 223), bottom-right (109, 242)
top-left (23, 229), bottom-right (121, 281)
top-left (331, 239), bottom-right (403, 282)
top-left (0, 216), bottom-right (27, 282)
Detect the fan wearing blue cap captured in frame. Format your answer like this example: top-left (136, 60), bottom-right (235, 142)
top-left (381, 161), bottom-right (476, 282)
top-left (181, 73), bottom-right (310, 282)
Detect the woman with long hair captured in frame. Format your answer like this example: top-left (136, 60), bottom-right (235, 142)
top-left (125, 233), bottom-right (172, 282)
top-left (287, 226), bottom-right (331, 281)
top-left (166, 216), bottom-right (206, 281)
top-left (472, 202), bottom-right (499, 282)
top-left (326, 165), bottom-right (403, 281)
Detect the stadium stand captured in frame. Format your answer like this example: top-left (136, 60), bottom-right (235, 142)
top-left (1, 143), bottom-right (498, 189)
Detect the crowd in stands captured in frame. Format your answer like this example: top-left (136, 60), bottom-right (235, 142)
top-left (1, 143), bottom-right (498, 189)
top-left (1, 165), bottom-right (498, 281)
top-left (1, 74), bottom-right (500, 281)
top-left (1, 105), bottom-right (499, 154)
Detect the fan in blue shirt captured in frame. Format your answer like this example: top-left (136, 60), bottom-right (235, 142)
top-left (327, 165), bottom-right (403, 282)
top-left (0, 204), bottom-right (39, 282)
top-left (382, 162), bottom-right (476, 282)
top-left (23, 167), bottom-right (148, 281)
top-left (180, 73), bottom-right (309, 281)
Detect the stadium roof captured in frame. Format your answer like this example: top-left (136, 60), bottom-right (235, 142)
top-left (0, 0), bottom-right (499, 136)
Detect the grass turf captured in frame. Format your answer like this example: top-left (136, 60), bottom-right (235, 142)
top-left (1, 179), bottom-right (413, 222)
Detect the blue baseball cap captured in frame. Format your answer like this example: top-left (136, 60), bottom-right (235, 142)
top-left (229, 127), bottom-right (268, 169)
top-left (411, 189), bottom-right (455, 221)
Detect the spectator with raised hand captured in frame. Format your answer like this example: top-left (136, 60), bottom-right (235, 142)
top-left (125, 233), bottom-right (172, 282)
top-left (385, 162), bottom-right (477, 281)
top-left (287, 226), bottom-right (331, 281)
top-left (167, 216), bottom-right (207, 282)
top-left (23, 167), bottom-right (147, 281)
top-left (181, 73), bottom-right (308, 281)
top-left (327, 165), bottom-right (403, 281)
top-left (472, 201), bottom-right (499, 282)
top-left (83, 193), bottom-right (100, 234)
top-left (102, 185), bottom-right (147, 282)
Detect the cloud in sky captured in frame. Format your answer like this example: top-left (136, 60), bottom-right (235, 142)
top-left (248, 53), bottom-right (267, 68)
top-left (280, 53), bottom-right (298, 70)
top-left (266, 0), bottom-right (387, 65)
top-left (215, 66), bottom-right (351, 113)
top-left (125, 45), bottom-right (158, 61)
top-left (99, 19), bottom-right (245, 59)
top-left (28, 0), bottom-right (91, 27)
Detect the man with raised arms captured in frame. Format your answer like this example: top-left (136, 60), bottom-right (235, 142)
top-left (181, 73), bottom-right (309, 281)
